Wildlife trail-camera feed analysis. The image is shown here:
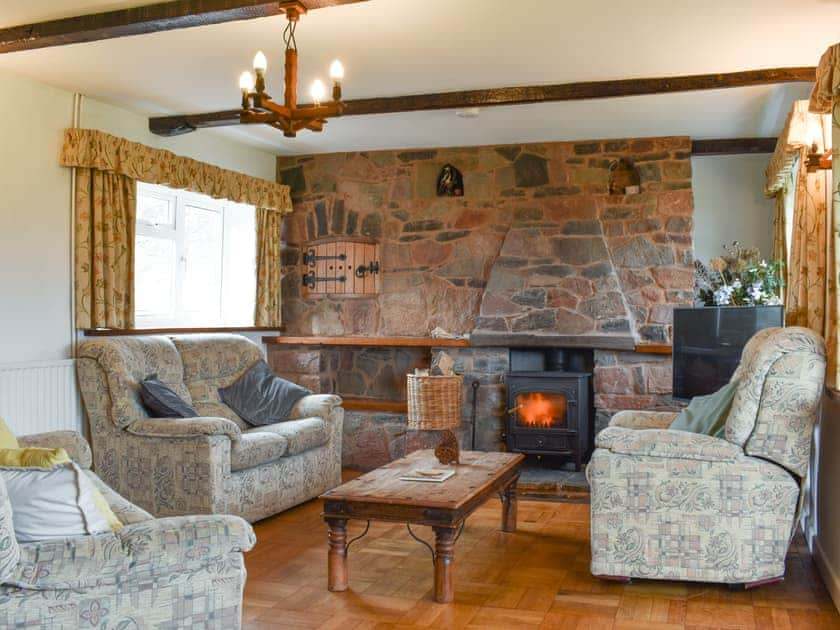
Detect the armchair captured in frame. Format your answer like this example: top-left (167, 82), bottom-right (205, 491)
top-left (589, 326), bottom-right (826, 586)
top-left (0, 431), bottom-right (255, 628)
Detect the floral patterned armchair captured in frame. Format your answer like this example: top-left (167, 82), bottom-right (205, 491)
top-left (588, 326), bottom-right (826, 586)
top-left (0, 431), bottom-right (255, 629)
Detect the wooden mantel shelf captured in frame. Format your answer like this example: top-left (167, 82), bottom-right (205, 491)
top-left (262, 336), bottom-right (470, 348)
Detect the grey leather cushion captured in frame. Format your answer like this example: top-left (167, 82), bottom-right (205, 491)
top-left (218, 360), bottom-right (310, 427)
top-left (140, 375), bottom-right (199, 418)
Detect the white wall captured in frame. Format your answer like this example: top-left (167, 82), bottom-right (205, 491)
top-left (0, 70), bottom-right (75, 363)
top-left (0, 67), bottom-right (277, 365)
top-left (691, 154), bottom-right (776, 264)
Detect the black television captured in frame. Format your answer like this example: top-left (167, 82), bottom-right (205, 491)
top-left (672, 305), bottom-right (784, 401)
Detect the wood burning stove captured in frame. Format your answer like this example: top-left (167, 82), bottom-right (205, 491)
top-left (503, 349), bottom-right (593, 470)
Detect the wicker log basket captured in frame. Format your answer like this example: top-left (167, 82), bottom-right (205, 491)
top-left (407, 373), bottom-right (463, 464)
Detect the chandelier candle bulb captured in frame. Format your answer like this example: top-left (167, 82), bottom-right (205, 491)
top-left (310, 79), bottom-right (326, 106)
top-left (239, 71), bottom-right (254, 108)
top-left (252, 51), bottom-right (267, 93)
top-left (252, 51), bottom-right (267, 73)
top-left (329, 60), bottom-right (345, 81)
top-left (330, 60), bottom-right (344, 101)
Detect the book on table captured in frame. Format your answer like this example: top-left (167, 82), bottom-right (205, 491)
top-left (399, 469), bottom-right (455, 483)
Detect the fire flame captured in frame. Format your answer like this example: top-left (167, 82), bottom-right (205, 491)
top-left (515, 392), bottom-right (566, 428)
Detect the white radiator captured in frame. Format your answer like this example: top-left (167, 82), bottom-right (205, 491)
top-left (0, 360), bottom-right (84, 436)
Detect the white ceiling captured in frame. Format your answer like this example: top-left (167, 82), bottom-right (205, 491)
top-left (0, 0), bottom-right (836, 155)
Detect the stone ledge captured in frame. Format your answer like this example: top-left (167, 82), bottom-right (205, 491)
top-left (469, 332), bottom-right (636, 350)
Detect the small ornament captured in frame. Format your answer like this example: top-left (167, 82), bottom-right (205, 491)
top-left (436, 164), bottom-right (464, 197)
top-left (434, 429), bottom-right (460, 465)
top-left (608, 158), bottom-right (641, 195)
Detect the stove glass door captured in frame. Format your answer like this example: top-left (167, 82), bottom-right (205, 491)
top-left (513, 392), bottom-right (568, 429)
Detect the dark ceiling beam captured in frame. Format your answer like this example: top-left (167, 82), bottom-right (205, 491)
top-left (148, 66), bottom-right (816, 137)
top-left (0, 0), bottom-right (367, 54)
top-left (691, 137), bottom-right (778, 155)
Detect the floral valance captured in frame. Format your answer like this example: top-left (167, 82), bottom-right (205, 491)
top-left (60, 128), bottom-right (292, 214)
top-left (765, 100), bottom-right (818, 196)
top-left (810, 43), bottom-right (840, 115)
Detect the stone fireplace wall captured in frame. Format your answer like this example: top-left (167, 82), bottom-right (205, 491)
top-left (275, 137), bottom-right (694, 456)
top-left (278, 137), bottom-right (693, 343)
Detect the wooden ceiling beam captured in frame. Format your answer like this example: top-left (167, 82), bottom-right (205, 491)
top-left (0, 0), bottom-right (367, 54)
top-left (148, 66), bottom-right (816, 136)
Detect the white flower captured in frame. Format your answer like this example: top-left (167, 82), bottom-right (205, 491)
top-left (714, 286), bottom-right (735, 305)
top-left (759, 260), bottom-right (768, 268)
top-left (732, 279), bottom-right (742, 289)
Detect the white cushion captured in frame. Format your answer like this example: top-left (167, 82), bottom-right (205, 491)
top-left (0, 462), bottom-right (111, 542)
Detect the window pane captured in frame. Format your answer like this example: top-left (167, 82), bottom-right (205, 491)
top-left (137, 193), bottom-right (175, 227)
top-left (182, 204), bottom-right (224, 324)
top-left (222, 203), bottom-right (257, 326)
top-left (135, 235), bottom-right (176, 317)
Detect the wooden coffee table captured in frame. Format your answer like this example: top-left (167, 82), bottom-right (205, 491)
top-left (320, 449), bottom-right (524, 603)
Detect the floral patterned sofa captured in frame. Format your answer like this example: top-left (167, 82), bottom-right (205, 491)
top-left (0, 430), bottom-right (255, 629)
top-left (77, 334), bottom-right (343, 523)
top-left (588, 326), bottom-right (826, 586)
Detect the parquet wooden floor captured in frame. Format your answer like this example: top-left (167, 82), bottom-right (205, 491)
top-left (243, 494), bottom-right (839, 629)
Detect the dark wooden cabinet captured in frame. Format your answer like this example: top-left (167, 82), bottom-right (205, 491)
top-left (672, 305), bottom-right (784, 400)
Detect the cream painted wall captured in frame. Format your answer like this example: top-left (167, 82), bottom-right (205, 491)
top-left (0, 67), bottom-right (277, 364)
top-left (0, 69), bottom-right (75, 363)
top-left (691, 154), bottom-right (776, 264)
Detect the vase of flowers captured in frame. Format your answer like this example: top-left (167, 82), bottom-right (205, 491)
top-left (694, 242), bottom-right (785, 307)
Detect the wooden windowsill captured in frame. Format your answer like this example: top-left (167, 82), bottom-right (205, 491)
top-left (85, 326), bottom-right (285, 337)
top-left (825, 386), bottom-right (840, 401)
top-left (262, 335), bottom-right (469, 348)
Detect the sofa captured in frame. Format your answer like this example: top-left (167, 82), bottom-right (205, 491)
top-left (588, 326), bottom-right (826, 586)
top-left (0, 430), bottom-right (255, 629)
top-left (77, 334), bottom-right (343, 523)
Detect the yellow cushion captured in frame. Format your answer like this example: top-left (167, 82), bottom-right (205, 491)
top-left (0, 447), bottom-right (122, 532)
top-left (0, 417), bottom-right (19, 449)
top-left (0, 446), bottom-right (69, 467)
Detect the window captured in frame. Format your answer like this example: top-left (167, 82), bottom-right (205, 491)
top-left (135, 182), bottom-right (256, 328)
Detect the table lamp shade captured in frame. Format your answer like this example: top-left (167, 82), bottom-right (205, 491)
top-left (406, 374), bottom-right (463, 430)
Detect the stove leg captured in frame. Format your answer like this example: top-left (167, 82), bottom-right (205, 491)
top-left (501, 477), bottom-right (519, 533)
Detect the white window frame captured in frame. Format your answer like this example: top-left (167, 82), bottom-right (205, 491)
top-left (135, 182), bottom-right (256, 328)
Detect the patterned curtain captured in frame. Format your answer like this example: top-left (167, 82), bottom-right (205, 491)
top-left (785, 143), bottom-right (829, 334)
top-left (74, 168), bottom-right (137, 329)
top-left (771, 189), bottom-right (788, 286)
top-left (809, 44), bottom-right (839, 387)
top-left (62, 128), bottom-right (294, 330)
top-left (255, 208), bottom-right (283, 327)
top-left (60, 129), bottom-right (293, 213)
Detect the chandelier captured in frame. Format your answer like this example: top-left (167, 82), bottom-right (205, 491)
top-left (238, 1), bottom-right (345, 138)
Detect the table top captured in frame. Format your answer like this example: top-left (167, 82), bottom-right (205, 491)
top-left (321, 450), bottom-right (524, 512)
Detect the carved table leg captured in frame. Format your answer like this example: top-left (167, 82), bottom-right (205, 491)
top-left (433, 525), bottom-right (458, 603)
top-left (326, 518), bottom-right (348, 592)
top-left (501, 477), bottom-right (519, 533)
